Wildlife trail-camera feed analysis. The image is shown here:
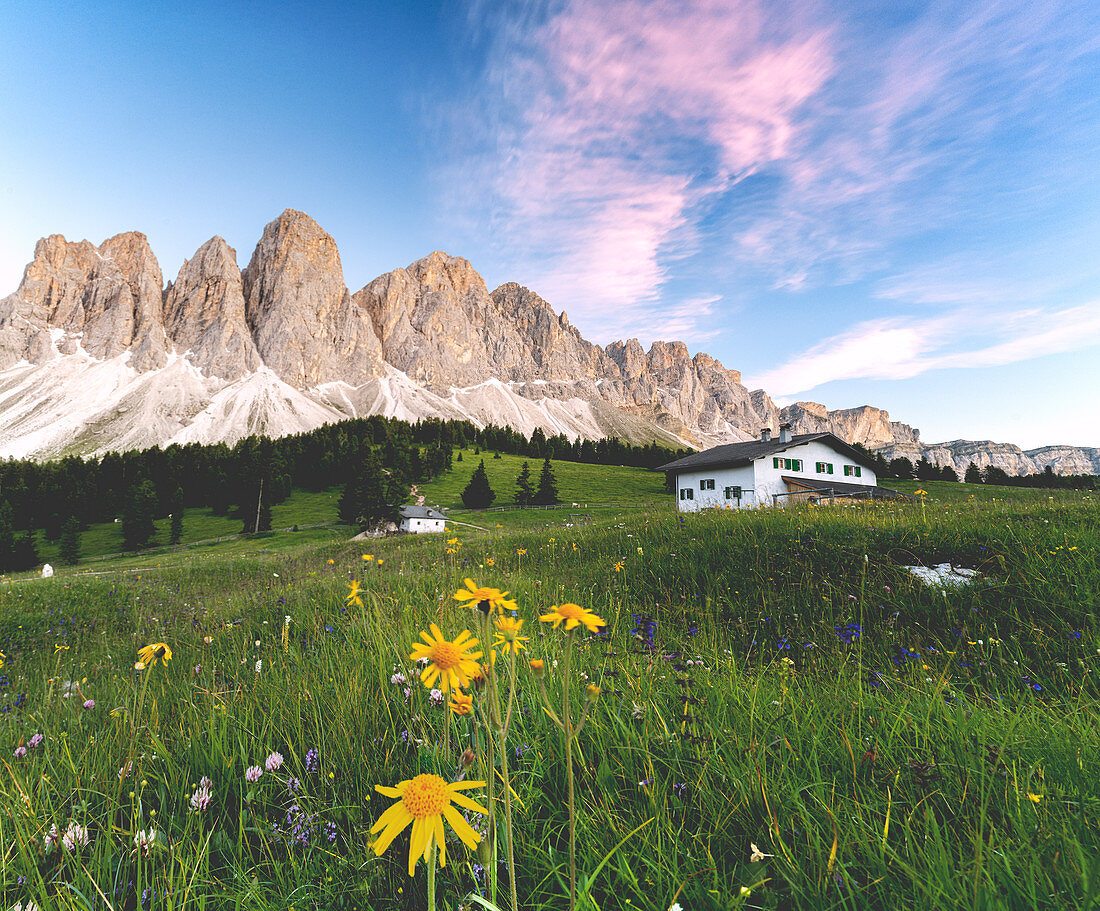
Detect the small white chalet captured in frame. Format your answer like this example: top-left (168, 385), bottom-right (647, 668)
top-left (659, 424), bottom-right (900, 511)
top-left (399, 506), bottom-right (447, 534)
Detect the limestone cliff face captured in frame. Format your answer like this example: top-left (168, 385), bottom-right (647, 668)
top-left (242, 209), bottom-right (382, 387)
top-left (164, 236), bottom-right (262, 380)
top-left (0, 232), bottom-right (169, 371)
top-left (491, 282), bottom-right (612, 380)
top-left (355, 252), bottom-right (528, 391)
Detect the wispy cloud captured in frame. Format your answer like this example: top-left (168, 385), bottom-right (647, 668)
top-left (751, 303), bottom-right (1100, 396)
top-left (456, 0), bottom-right (834, 339)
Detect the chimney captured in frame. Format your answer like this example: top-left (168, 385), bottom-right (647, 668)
top-left (760, 427), bottom-right (772, 442)
top-left (778, 422), bottom-right (792, 443)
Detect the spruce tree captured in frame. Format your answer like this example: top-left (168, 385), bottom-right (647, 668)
top-left (534, 457), bottom-right (560, 505)
top-left (514, 461), bottom-right (534, 507)
top-left (122, 480), bottom-right (158, 550)
top-left (12, 531), bottom-right (38, 572)
top-left (964, 462), bottom-right (982, 484)
top-left (0, 499), bottom-right (16, 573)
top-left (339, 452), bottom-right (406, 530)
top-left (59, 516), bottom-right (82, 565)
top-left (169, 486), bottom-right (184, 544)
top-left (461, 460), bottom-right (496, 509)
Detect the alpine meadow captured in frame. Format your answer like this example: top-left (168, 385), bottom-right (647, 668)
top-left (1, 461), bottom-right (1097, 909)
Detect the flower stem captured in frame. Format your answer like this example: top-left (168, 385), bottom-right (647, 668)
top-left (427, 838), bottom-right (437, 911)
top-left (563, 628), bottom-right (577, 911)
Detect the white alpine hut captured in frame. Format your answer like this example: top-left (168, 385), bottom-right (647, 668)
top-left (659, 424), bottom-right (902, 511)
top-left (399, 505), bottom-right (447, 534)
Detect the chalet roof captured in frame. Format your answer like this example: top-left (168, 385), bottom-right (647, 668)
top-left (399, 506), bottom-right (447, 520)
top-left (781, 476), bottom-right (907, 500)
top-left (656, 432), bottom-right (879, 474)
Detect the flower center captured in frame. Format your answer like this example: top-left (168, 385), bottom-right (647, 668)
top-left (558, 603), bottom-right (586, 620)
top-left (402, 774), bottom-right (450, 817)
top-left (429, 640), bottom-right (462, 670)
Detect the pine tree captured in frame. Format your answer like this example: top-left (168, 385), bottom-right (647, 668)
top-left (461, 460), bottom-right (496, 509)
top-left (122, 480), bottom-right (158, 550)
top-left (339, 452), bottom-right (407, 530)
top-left (12, 531), bottom-right (39, 572)
top-left (534, 457), bottom-right (560, 505)
top-left (59, 516), bottom-right (82, 565)
top-left (169, 486), bottom-right (184, 544)
top-left (0, 499), bottom-right (16, 573)
top-left (964, 462), bottom-right (982, 484)
top-left (514, 461), bottom-right (534, 507)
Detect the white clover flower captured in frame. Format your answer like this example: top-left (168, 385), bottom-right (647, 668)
top-left (133, 827), bottom-right (158, 856)
top-left (62, 822), bottom-right (89, 851)
top-left (245, 765), bottom-right (263, 783)
top-left (265, 751), bottom-right (284, 772)
top-left (254, 659), bottom-right (262, 674)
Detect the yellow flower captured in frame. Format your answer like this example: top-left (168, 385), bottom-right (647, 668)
top-left (486, 557), bottom-right (495, 567)
top-left (493, 616), bottom-right (529, 654)
top-left (137, 642), bottom-right (172, 668)
top-left (449, 690), bottom-right (473, 715)
top-left (326, 558), bottom-right (335, 564)
top-left (613, 561), bottom-right (624, 572)
top-left (371, 774), bottom-right (487, 876)
top-left (529, 658), bottom-right (546, 677)
top-left (409, 624), bottom-right (483, 692)
top-left (346, 580), bottom-right (364, 608)
top-left (452, 578), bottom-right (517, 613)
top-left (539, 603), bottom-right (606, 634)
top-left (1027, 792), bottom-right (1043, 803)
top-left (516, 548), bottom-right (527, 556)
top-left (362, 554), bottom-right (373, 561)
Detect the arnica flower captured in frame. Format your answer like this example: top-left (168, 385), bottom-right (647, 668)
top-left (137, 643), bottom-right (172, 668)
top-left (409, 624), bottom-right (482, 693)
top-left (539, 603), bottom-right (607, 634)
top-left (449, 689), bottom-right (473, 715)
top-left (452, 578), bottom-right (517, 614)
top-left (370, 774), bottom-right (487, 876)
top-left (346, 580), bottom-right (364, 608)
top-left (493, 616), bottom-right (529, 654)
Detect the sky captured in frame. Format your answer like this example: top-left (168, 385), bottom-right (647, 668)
top-left (2, 0), bottom-right (1099, 449)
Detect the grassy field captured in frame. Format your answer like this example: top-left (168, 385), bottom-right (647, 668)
top-left (0, 472), bottom-right (1097, 910)
top-left (422, 449), bottom-right (667, 510)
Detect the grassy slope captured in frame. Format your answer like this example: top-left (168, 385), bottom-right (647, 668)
top-left (421, 448), bottom-right (665, 509)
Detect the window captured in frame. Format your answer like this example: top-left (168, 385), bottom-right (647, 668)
top-left (679, 488), bottom-right (694, 501)
top-left (843, 465), bottom-right (863, 478)
top-left (724, 485), bottom-right (742, 500)
top-left (775, 458), bottom-right (804, 471)
top-left (699, 478), bottom-right (715, 490)
top-left (815, 462), bottom-right (834, 474)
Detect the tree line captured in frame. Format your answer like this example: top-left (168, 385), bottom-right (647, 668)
top-left (0, 417), bottom-right (688, 569)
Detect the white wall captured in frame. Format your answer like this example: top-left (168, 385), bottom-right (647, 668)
top-left (753, 440), bottom-right (876, 507)
top-left (672, 440), bottom-right (876, 511)
top-left (402, 518), bottom-right (446, 534)
top-left (673, 464), bottom-right (756, 511)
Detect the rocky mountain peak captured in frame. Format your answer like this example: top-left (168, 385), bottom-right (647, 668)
top-left (164, 236), bottom-right (261, 380)
top-left (242, 210), bottom-right (382, 387)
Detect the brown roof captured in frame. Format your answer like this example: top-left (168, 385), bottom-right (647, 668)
top-left (656, 433), bottom-right (880, 474)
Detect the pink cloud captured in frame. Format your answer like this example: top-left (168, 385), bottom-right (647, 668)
top-left (478, 0), bottom-right (835, 334)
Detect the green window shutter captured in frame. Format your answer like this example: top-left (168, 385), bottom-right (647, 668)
top-left (773, 457), bottom-right (780, 468)
top-left (855, 466), bottom-right (862, 477)
top-left (828, 463), bottom-right (833, 474)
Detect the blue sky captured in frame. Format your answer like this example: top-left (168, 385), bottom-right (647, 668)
top-left (2, 0), bottom-right (1098, 449)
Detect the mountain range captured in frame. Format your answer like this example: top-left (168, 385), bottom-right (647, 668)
top-left (1, 209), bottom-right (1096, 476)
